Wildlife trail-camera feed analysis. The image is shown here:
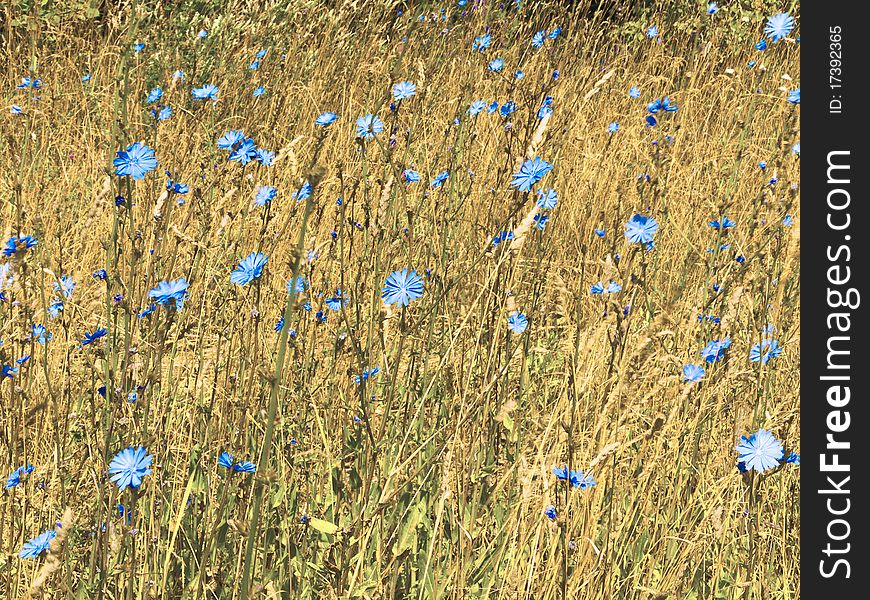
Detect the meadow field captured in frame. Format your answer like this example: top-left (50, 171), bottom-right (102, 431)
top-left (0, 1), bottom-right (800, 598)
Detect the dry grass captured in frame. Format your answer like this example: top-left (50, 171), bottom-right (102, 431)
top-left (0, 1), bottom-right (799, 598)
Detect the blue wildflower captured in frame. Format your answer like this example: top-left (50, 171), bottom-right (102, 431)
top-left (108, 446), bottom-right (153, 490)
top-left (113, 142), bottom-right (158, 179)
top-left (230, 252), bottom-right (268, 286)
top-left (19, 530), bottom-right (56, 560)
top-left (624, 214), bottom-right (659, 244)
top-left (355, 114), bottom-right (384, 140)
top-left (764, 12), bottom-right (795, 42)
top-left (736, 429), bottom-right (783, 473)
top-left (255, 186), bottom-right (277, 206)
top-left (148, 278), bottom-right (189, 309)
top-left (749, 339), bottom-right (782, 364)
top-left (682, 364), bottom-right (705, 383)
top-left (382, 269), bottom-right (424, 306)
top-left (507, 312), bottom-right (528, 334)
top-left (316, 112), bottom-right (338, 126)
top-left (192, 83), bottom-right (219, 101)
top-left (510, 157), bottom-right (553, 192)
top-left (392, 81), bottom-right (417, 100)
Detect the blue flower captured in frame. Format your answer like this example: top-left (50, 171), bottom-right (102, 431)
top-left (10, 105), bottom-right (22, 115)
top-left (233, 461), bottom-right (257, 473)
top-left (783, 215), bottom-right (793, 227)
top-left (354, 366), bottom-right (380, 384)
top-left (607, 121), bottom-right (620, 134)
top-left (148, 278), bottom-right (189, 309)
top-left (51, 275), bottom-right (76, 299)
top-left (146, 87), bottom-right (163, 104)
top-left (468, 100), bottom-right (487, 116)
top-left (749, 339), bottom-right (782, 364)
top-left (109, 446), bottom-right (153, 490)
top-left (532, 30), bottom-right (546, 48)
top-left (533, 213), bottom-right (549, 230)
top-left (292, 180), bottom-right (312, 201)
top-left (707, 2), bottom-right (718, 15)
top-left (624, 214), bottom-right (659, 244)
top-left (792, 141), bottom-right (800, 156)
top-left (16, 77), bottom-right (43, 89)
top-left (197, 30), bottom-right (208, 39)
top-left (552, 466), bottom-right (596, 490)
top-left (32, 324), bottom-right (52, 344)
top-left (355, 114), bottom-right (384, 140)
top-left (548, 27), bottom-right (562, 40)
top-left (218, 130), bottom-right (246, 150)
top-left (47, 298), bottom-right (63, 318)
top-left (646, 25), bottom-right (658, 39)
top-left (492, 231), bottom-right (514, 246)
top-left (430, 171), bottom-right (449, 189)
top-left (3, 235), bottom-right (38, 256)
top-left (82, 73), bottom-right (92, 82)
top-left (325, 290), bottom-right (346, 311)
top-left (736, 429), bottom-right (783, 473)
top-left (382, 268), bottom-right (424, 306)
top-left (5, 468), bottom-right (19, 488)
top-left (590, 282), bottom-right (604, 295)
top-left (316, 112), bottom-right (338, 126)
top-left (499, 101), bottom-right (516, 118)
top-left (536, 188), bottom-right (558, 210)
top-left (133, 43), bottom-right (145, 52)
top-left (682, 364), bottom-right (705, 383)
top-left (5, 466), bottom-right (29, 488)
top-left (606, 281), bottom-right (622, 294)
top-left (287, 277), bottom-right (307, 295)
top-left (645, 115), bottom-right (657, 127)
top-left (700, 337), bottom-right (731, 363)
top-left (81, 327), bottom-right (107, 346)
top-left (544, 505), bottom-right (557, 520)
top-left (228, 138), bottom-right (258, 165)
top-left (392, 81), bottom-right (417, 100)
top-left (510, 157), bottom-right (553, 192)
top-left (192, 83), bottom-right (219, 101)
top-left (253, 86), bottom-right (265, 97)
top-left (755, 39), bottom-right (768, 51)
top-left (708, 216), bottom-right (735, 229)
top-left (230, 252), bottom-right (268, 286)
top-left (487, 58), bottom-right (504, 72)
top-left (647, 97), bottom-right (678, 113)
top-left (19, 530), bottom-right (56, 560)
top-left (167, 180), bottom-right (188, 194)
top-left (785, 451), bottom-right (800, 466)
top-left (764, 12), bottom-right (795, 43)
top-left (787, 88), bottom-right (800, 104)
top-left (255, 186), bottom-right (277, 206)
top-left (507, 313), bottom-right (528, 334)
top-left (217, 452), bottom-right (234, 469)
top-left (114, 142), bottom-right (158, 179)
top-left (402, 169), bottom-right (421, 183)
top-left (472, 34), bottom-right (491, 52)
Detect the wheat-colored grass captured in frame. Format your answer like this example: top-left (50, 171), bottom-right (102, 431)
top-left (0, 1), bottom-right (799, 598)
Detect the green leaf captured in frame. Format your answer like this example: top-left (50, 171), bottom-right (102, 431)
top-left (393, 501), bottom-right (425, 555)
top-left (308, 517), bottom-right (338, 535)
